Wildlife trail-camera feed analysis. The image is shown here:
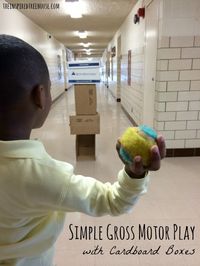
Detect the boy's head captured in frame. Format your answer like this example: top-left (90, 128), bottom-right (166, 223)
top-left (0, 34), bottom-right (52, 131)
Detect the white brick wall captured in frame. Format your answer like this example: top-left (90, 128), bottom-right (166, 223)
top-left (154, 121), bottom-right (164, 130)
top-left (178, 91), bottom-right (200, 101)
top-left (195, 36), bottom-right (200, 47)
top-left (185, 139), bottom-right (200, 148)
top-left (158, 71), bottom-right (179, 81)
top-left (155, 102), bottom-right (166, 112)
top-left (166, 102), bottom-right (188, 111)
top-left (167, 81), bottom-right (190, 91)
top-left (165, 140), bottom-right (185, 149)
top-left (158, 130), bottom-right (175, 139)
top-left (189, 101), bottom-right (200, 110)
top-left (157, 48), bottom-right (181, 59)
top-left (170, 36), bottom-right (194, 48)
top-left (187, 121), bottom-right (200, 129)
top-left (193, 59), bottom-right (200, 69)
top-left (191, 81), bottom-right (200, 90)
top-left (168, 59), bottom-right (192, 70)
top-left (120, 34), bottom-right (200, 150)
top-left (176, 111), bottom-right (198, 121)
top-left (156, 112), bottom-right (176, 121)
top-left (155, 36), bottom-right (200, 149)
top-left (165, 121), bottom-right (186, 130)
top-left (157, 60), bottom-right (168, 71)
top-left (158, 92), bottom-right (177, 102)
top-left (182, 48), bottom-right (200, 59)
top-left (175, 130), bottom-right (196, 139)
top-left (180, 70), bottom-right (200, 81)
top-left (156, 81), bottom-right (167, 91)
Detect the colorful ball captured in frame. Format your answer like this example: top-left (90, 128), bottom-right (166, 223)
top-left (119, 125), bottom-right (157, 166)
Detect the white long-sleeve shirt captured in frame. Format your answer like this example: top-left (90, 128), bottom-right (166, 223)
top-left (0, 140), bottom-right (149, 266)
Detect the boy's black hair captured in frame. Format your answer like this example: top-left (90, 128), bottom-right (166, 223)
top-left (0, 34), bottom-right (50, 109)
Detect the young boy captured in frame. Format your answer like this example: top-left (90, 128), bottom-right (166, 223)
top-left (0, 35), bottom-right (166, 266)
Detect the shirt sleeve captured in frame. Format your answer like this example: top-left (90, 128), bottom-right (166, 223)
top-left (57, 168), bottom-right (149, 216)
top-left (25, 160), bottom-right (149, 217)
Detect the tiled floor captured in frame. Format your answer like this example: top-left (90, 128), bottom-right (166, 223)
top-left (31, 85), bottom-right (200, 266)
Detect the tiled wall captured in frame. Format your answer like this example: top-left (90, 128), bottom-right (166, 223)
top-left (155, 36), bottom-right (200, 149)
top-left (121, 47), bottom-right (145, 125)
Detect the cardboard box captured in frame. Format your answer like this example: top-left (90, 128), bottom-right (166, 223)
top-left (74, 84), bottom-right (97, 115)
top-left (76, 135), bottom-right (95, 160)
top-left (69, 114), bottom-right (100, 135)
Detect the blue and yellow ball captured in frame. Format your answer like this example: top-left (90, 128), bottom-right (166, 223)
top-left (119, 125), bottom-right (157, 166)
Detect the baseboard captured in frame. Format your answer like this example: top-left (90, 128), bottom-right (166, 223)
top-left (121, 105), bottom-right (137, 126)
top-left (166, 148), bottom-right (200, 157)
top-left (52, 91), bottom-right (65, 105)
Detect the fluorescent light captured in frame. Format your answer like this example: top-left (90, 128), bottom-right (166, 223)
top-left (84, 49), bottom-right (91, 55)
top-left (70, 11), bottom-right (82, 18)
top-left (66, 1), bottom-right (83, 19)
top-left (81, 42), bottom-right (90, 47)
top-left (78, 31), bottom-right (87, 39)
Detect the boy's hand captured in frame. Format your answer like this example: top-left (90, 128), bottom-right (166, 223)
top-left (116, 136), bottom-right (166, 179)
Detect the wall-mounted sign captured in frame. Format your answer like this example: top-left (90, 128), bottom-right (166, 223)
top-left (68, 61), bottom-right (100, 84)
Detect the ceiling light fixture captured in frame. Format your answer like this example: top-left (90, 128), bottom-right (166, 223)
top-left (70, 8), bottom-right (82, 18)
top-left (78, 31), bottom-right (88, 39)
top-left (66, 0), bottom-right (83, 19)
top-left (81, 42), bottom-right (90, 47)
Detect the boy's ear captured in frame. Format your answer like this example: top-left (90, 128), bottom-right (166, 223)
top-left (32, 85), bottom-right (46, 109)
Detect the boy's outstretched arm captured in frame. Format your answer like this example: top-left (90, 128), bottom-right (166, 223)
top-left (24, 136), bottom-right (166, 217)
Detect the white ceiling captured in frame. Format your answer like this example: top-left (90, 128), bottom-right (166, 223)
top-left (7, 0), bottom-right (137, 58)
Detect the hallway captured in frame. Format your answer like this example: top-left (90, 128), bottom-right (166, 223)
top-left (31, 85), bottom-right (200, 266)
top-left (0, 0), bottom-right (200, 265)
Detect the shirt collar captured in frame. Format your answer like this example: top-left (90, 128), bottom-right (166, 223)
top-left (0, 139), bottom-right (47, 159)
